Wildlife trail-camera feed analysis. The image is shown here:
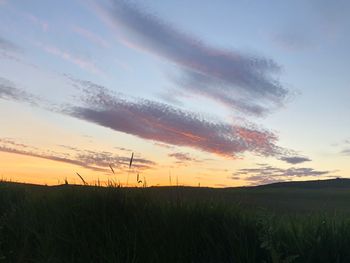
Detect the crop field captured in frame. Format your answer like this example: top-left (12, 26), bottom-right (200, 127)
top-left (1, 179), bottom-right (350, 262)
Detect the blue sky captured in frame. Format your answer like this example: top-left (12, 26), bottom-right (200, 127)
top-left (0, 0), bottom-right (349, 186)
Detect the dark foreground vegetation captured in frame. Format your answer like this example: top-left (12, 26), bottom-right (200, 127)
top-left (2, 179), bottom-right (350, 262)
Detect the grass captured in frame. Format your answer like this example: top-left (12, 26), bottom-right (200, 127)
top-left (1, 180), bottom-right (350, 262)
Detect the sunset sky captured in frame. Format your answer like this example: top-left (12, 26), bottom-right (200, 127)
top-left (0, 0), bottom-right (349, 187)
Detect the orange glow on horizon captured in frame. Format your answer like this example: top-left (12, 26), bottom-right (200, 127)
top-left (0, 151), bottom-right (245, 188)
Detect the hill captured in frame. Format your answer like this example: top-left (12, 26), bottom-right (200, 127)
top-left (1, 180), bottom-right (350, 262)
top-left (257, 178), bottom-right (350, 189)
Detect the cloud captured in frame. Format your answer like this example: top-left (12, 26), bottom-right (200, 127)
top-left (0, 145), bottom-right (107, 172)
top-left (153, 142), bottom-right (175, 149)
top-left (269, 31), bottom-right (313, 52)
top-left (75, 150), bottom-right (155, 170)
top-left (0, 37), bottom-right (21, 53)
top-left (94, 0), bottom-right (288, 116)
top-left (0, 138), bottom-right (33, 149)
top-left (280, 156), bottom-right (311, 164)
top-left (333, 138), bottom-right (350, 156)
top-left (114, 146), bottom-right (133, 152)
top-left (0, 76), bottom-right (290, 160)
top-left (26, 14), bottom-right (49, 32)
top-left (72, 25), bottom-right (110, 48)
top-left (341, 149), bottom-right (350, 155)
top-left (0, 74), bottom-right (291, 162)
top-left (168, 152), bottom-right (199, 164)
top-left (231, 176), bottom-right (240, 180)
top-left (63, 80), bottom-right (282, 158)
top-left (0, 36), bottom-right (22, 61)
top-left (0, 77), bottom-right (38, 105)
top-left (340, 139), bottom-right (350, 155)
top-left (234, 164), bottom-right (330, 185)
top-left (35, 42), bottom-right (103, 75)
top-left (0, 138), bottom-right (155, 172)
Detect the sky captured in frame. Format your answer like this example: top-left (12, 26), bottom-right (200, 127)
top-left (0, 0), bottom-right (349, 187)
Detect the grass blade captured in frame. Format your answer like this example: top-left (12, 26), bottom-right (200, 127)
top-left (76, 172), bottom-right (87, 185)
top-left (129, 152), bottom-right (134, 168)
top-left (109, 164), bottom-right (115, 174)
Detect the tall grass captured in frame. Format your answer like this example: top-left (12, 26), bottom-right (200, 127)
top-left (1, 182), bottom-right (350, 262)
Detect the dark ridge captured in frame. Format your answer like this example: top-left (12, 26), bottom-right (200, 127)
top-left (1, 178), bottom-right (349, 190)
top-left (0, 181), bottom-right (46, 189)
top-left (256, 178), bottom-right (350, 189)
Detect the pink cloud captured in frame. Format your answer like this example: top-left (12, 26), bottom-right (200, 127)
top-left (90, 0), bottom-right (288, 116)
top-left (36, 42), bottom-right (104, 75)
top-left (72, 25), bottom-right (110, 48)
top-left (66, 80), bottom-right (282, 158)
top-left (26, 13), bottom-right (49, 32)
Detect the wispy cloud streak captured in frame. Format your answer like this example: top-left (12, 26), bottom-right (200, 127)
top-left (35, 42), bottom-right (103, 75)
top-left (280, 156), bottom-right (311, 164)
top-left (0, 36), bottom-right (21, 53)
top-left (64, 80), bottom-right (281, 157)
top-left (339, 139), bottom-right (350, 156)
top-left (72, 25), bottom-right (110, 48)
top-left (0, 77), bottom-right (38, 105)
top-left (0, 73), bottom-right (297, 162)
top-left (95, 0), bottom-right (288, 115)
top-left (0, 36), bottom-right (23, 62)
top-left (0, 138), bottom-right (155, 172)
top-left (26, 14), bottom-right (49, 32)
top-left (168, 152), bottom-right (200, 165)
top-left (341, 149), bottom-right (350, 156)
top-left (234, 164), bottom-right (330, 185)
top-left (0, 76), bottom-right (293, 160)
top-left (0, 145), bottom-right (107, 172)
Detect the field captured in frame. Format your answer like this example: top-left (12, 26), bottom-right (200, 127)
top-left (1, 179), bottom-right (350, 262)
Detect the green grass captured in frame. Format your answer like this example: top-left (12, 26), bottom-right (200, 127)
top-left (1, 181), bottom-right (350, 262)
